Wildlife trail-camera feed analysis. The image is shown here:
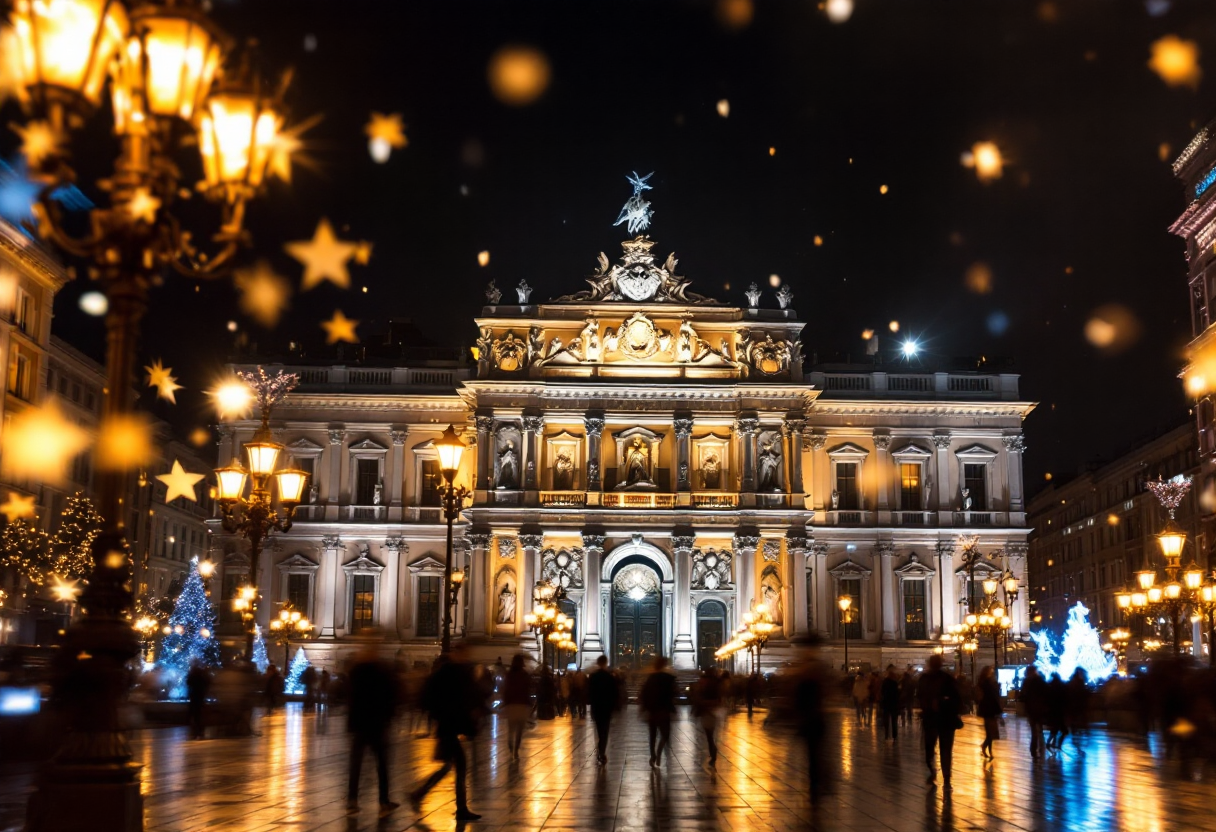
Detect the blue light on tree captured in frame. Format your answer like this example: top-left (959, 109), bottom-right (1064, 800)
top-left (284, 647), bottom-right (310, 695)
top-left (158, 557), bottom-right (220, 699)
top-left (251, 624), bottom-right (270, 674)
top-left (1029, 602), bottom-right (1116, 683)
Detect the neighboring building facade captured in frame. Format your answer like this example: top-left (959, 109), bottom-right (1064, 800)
top-left (213, 235), bottom-right (1036, 672)
top-left (1026, 424), bottom-right (1201, 641)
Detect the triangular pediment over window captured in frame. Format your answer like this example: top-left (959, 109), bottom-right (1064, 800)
top-left (827, 442), bottom-right (869, 459)
top-left (349, 438), bottom-right (388, 453)
top-left (287, 437), bottom-right (324, 453)
top-left (829, 559), bottom-right (872, 578)
top-left (343, 553), bottom-right (385, 574)
top-left (406, 554), bottom-right (446, 573)
top-left (894, 554), bottom-right (935, 577)
top-left (955, 444), bottom-right (997, 460)
top-left (891, 444), bottom-right (932, 460)
top-left (278, 553), bottom-right (319, 572)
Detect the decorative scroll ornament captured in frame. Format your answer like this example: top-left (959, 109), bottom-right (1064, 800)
top-left (691, 548), bottom-right (733, 590)
top-left (490, 331), bottom-right (527, 372)
top-left (557, 237), bottom-right (718, 304)
top-left (606, 312), bottom-right (671, 361)
top-left (1147, 474), bottom-right (1193, 520)
top-left (745, 332), bottom-right (794, 375)
top-left (762, 540), bottom-right (781, 562)
top-left (541, 547), bottom-right (584, 589)
top-left (614, 170), bottom-right (655, 235)
top-left (497, 537), bottom-right (517, 559)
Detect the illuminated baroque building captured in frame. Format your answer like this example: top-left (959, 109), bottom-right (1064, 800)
top-left (214, 235), bottom-right (1036, 672)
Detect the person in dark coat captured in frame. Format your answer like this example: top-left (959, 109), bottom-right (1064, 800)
top-left (1045, 673), bottom-right (1069, 751)
top-left (880, 665), bottom-right (901, 740)
top-left (410, 646), bottom-right (482, 822)
top-left (186, 660), bottom-right (211, 740)
top-left (692, 670), bottom-right (723, 765)
top-left (793, 642), bottom-right (828, 799)
top-left (1065, 668), bottom-right (1090, 755)
top-left (264, 664), bottom-right (283, 710)
top-left (1021, 665), bottom-right (1048, 758)
top-left (502, 654), bottom-right (532, 758)
top-left (588, 655), bottom-right (619, 764)
top-left (640, 656), bottom-right (677, 767)
top-left (301, 665), bottom-right (318, 709)
top-left (345, 647), bottom-right (400, 814)
top-left (918, 654), bottom-right (962, 790)
top-left (976, 665), bottom-right (1002, 759)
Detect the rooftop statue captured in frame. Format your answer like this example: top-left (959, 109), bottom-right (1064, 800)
top-left (613, 170), bottom-right (654, 235)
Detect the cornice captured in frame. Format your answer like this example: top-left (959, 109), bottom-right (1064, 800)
top-left (285, 393), bottom-right (466, 411)
top-left (1170, 193), bottom-right (1216, 239)
top-left (810, 400), bottom-right (1037, 418)
top-left (0, 225), bottom-right (69, 290)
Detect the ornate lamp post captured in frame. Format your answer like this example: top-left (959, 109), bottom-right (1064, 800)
top-left (433, 425), bottom-right (471, 655)
top-left (6, 1), bottom-right (284, 825)
top-left (524, 579), bottom-right (570, 670)
top-left (215, 370), bottom-right (308, 659)
top-left (268, 605), bottom-right (312, 668)
top-left (838, 595), bottom-right (853, 673)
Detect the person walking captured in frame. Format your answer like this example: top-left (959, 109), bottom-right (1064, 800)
top-left (410, 647), bottom-right (482, 822)
top-left (502, 654), bottom-right (532, 758)
top-left (867, 671), bottom-right (882, 727)
top-left (880, 665), bottom-right (901, 740)
top-left (640, 656), bottom-right (677, 767)
top-left (976, 665), bottom-right (1001, 759)
top-left (345, 647), bottom-right (400, 815)
top-left (588, 655), bottom-right (619, 764)
top-left (900, 666), bottom-right (918, 728)
top-left (186, 659), bottom-right (211, 740)
top-left (851, 672), bottom-right (869, 725)
top-left (301, 664), bottom-right (318, 709)
top-left (918, 654), bottom-right (962, 790)
top-left (692, 669), bottom-right (723, 766)
top-left (1065, 668), bottom-right (1090, 755)
top-left (793, 641), bottom-right (828, 799)
top-left (1021, 665), bottom-right (1048, 759)
top-left (264, 664), bottom-right (283, 711)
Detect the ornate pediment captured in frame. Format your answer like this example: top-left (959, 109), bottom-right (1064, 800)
top-left (349, 437), bottom-right (388, 453)
top-left (829, 559), bottom-right (872, 578)
top-left (277, 553), bottom-right (319, 572)
top-left (342, 553), bottom-right (384, 574)
top-left (287, 437), bottom-right (324, 453)
top-left (894, 553), bottom-right (935, 577)
top-left (555, 236), bottom-right (720, 305)
top-left (406, 554), bottom-right (446, 573)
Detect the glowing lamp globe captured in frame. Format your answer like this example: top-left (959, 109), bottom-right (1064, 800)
top-left (1115, 591), bottom-right (1131, 610)
top-left (1164, 582), bottom-right (1182, 601)
top-left (10, 0), bottom-right (130, 110)
top-left (983, 577), bottom-right (998, 596)
top-left (1136, 570), bottom-right (1157, 591)
top-left (992, 607), bottom-right (1005, 620)
top-left (198, 64), bottom-right (279, 198)
top-left (1148, 587), bottom-right (1164, 604)
top-left (214, 459), bottom-right (248, 502)
top-left (1003, 574), bottom-right (1019, 595)
top-left (434, 424), bottom-right (466, 481)
top-left (1184, 565), bottom-right (1205, 591)
top-left (274, 466), bottom-right (308, 504)
top-left (965, 613), bottom-right (978, 627)
top-left (1203, 586), bottom-right (1216, 604)
top-left (123, 3), bottom-right (225, 122)
top-left (243, 436), bottom-right (282, 477)
top-left (1131, 592), bottom-right (1148, 608)
top-left (451, 568), bottom-right (465, 586)
top-left (1157, 524), bottom-right (1187, 560)
top-left (837, 596), bottom-right (852, 612)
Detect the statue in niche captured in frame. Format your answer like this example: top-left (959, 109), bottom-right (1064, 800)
top-left (757, 440), bottom-right (781, 491)
top-left (309, 482), bottom-right (319, 504)
top-left (579, 317), bottom-right (601, 362)
top-left (962, 487), bottom-right (972, 511)
top-left (760, 567), bottom-right (784, 626)
top-left (924, 480), bottom-right (933, 510)
top-left (702, 451), bottom-right (722, 489)
top-left (553, 449), bottom-right (575, 490)
top-left (497, 441), bottom-right (520, 489)
top-left (497, 578), bottom-right (516, 624)
top-left (527, 326), bottom-right (546, 366)
top-left (373, 481), bottom-right (383, 506)
top-left (623, 437), bottom-right (653, 487)
top-left (831, 489), bottom-right (840, 510)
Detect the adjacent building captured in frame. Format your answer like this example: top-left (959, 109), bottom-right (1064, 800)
top-left (212, 234), bottom-right (1036, 672)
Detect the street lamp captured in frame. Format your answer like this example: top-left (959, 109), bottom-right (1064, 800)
top-left (838, 595), bottom-right (853, 673)
top-left (268, 605), bottom-right (312, 668)
top-left (433, 425), bottom-right (471, 655)
top-left (7, 0), bottom-right (286, 826)
top-left (215, 370), bottom-right (307, 659)
top-left (525, 579), bottom-right (570, 670)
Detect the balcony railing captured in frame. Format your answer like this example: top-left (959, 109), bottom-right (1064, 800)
top-left (820, 510), bottom-right (871, 525)
top-left (893, 511), bottom-right (931, 526)
top-left (807, 370), bottom-right (1020, 400)
top-left (602, 492), bottom-right (677, 509)
top-left (235, 363), bottom-right (466, 392)
top-left (953, 511), bottom-right (1003, 526)
top-left (540, 491), bottom-right (587, 508)
top-left (692, 492), bottom-right (739, 509)
top-left (346, 505), bottom-right (386, 521)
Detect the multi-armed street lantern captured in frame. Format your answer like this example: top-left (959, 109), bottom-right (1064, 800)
top-left (4, 0), bottom-right (288, 828)
top-left (525, 580), bottom-right (576, 670)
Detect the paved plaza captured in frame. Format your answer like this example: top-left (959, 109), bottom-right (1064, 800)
top-left (2, 702), bottom-right (1214, 832)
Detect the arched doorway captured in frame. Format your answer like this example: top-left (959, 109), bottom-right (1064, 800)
top-left (612, 560), bottom-right (662, 671)
top-left (696, 600), bottom-right (727, 671)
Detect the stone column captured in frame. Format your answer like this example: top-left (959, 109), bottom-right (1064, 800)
top-left (936, 540), bottom-right (956, 635)
top-left (1003, 434), bottom-right (1026, 514)
top-left (318, 535), bottom-right (343, 638)
top-left (784, 418), bottom-right (806, 505)
top-left (467, 533), bottom-right (492, 639)
top-left (519, 534), bottom-right (544, 652)
top-left (522, 415), bottom-right (543, 492)
top-left (584, 415), bottom-right (604, 503)
top-left (1006, 542), bottom-right (1029, 637)
top-left (389, 428), bottom-right (407, 522)
top-left (381, 537), bottom-right (407, 638)
top-left (580, 533), bottom-right (606, 660)
top-left (876, 542), bottom-right (897, 641)
top-left (873, 432), bottom-right (892, 515)
top-left (737, 416), bottom-right (759, 494)
top-left (932, 434), bottom-right (952, 517)
top-left (805, 433), bottom-right (827, 512)
top-left (327, 427), bottom-right (345, 522)
top-left (811, 542), bottom-right (830, 637)
top-left (674, 416), bottom-right (694, 494)
top-left (475, 415), bottom-right (495, 494)
top-left (787, 533), bottom-right (809, 639)
top-left (671, 535), bottom-right (697, 669)
top-left (734, 534), bottom-right (759, 617)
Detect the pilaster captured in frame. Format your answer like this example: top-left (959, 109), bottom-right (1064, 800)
top-left (327, 427), bottom-right (345, 522)
top-left (784, 418), bottom-right (806, 507)
top-left (389, 428), bottom-right (407, 521)
top-left (467, 533), bottom-right (492, 639)
top-left (519, 533), bottom-right (544, 654)
top-left (584, 415), bottom-right (604, 505)
top-left (580, 533), bottom-right (606, 658)
top-left (876, 541), bottom-right (897, 641)
top-left (787, 533), bottom-right (809, 639)
top-left (671, 534), bottom-right (697, 669)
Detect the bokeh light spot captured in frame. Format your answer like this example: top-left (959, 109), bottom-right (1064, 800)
top-left (488, 45), bottom-right (551, 105)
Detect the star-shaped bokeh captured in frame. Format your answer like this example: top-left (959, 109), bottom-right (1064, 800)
top-left (0, 399), bottom-right (90, 485)
top-left (0, 491), bottom-right (36, 522)
top-left (126, 187), bottom-right (161, 224)
top-left (234, 261), bottom-right (292, 327)
top-left (157, 459), bottom-right (206, 503)
top-left (365, 112), bottom-right (407, 162)
top-left (145, 359), bottom-right (183, 403)
top-left (285, 218), bottom-right (359, 290)
top-left (321, 309), bottom-right (360, 344)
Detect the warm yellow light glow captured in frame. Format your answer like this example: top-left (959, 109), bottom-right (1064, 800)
top-left (0, 398), bottom-right (90, 486)
top-left (199, 92), bottom-right (278, 193)
top-left (215, 459), bottom-right (248, 502)
top-left (983, 577), bottom-right (998, 595)
top-left (1147, 587), bottom-right (1163, 604)
top-left (970, 141), bottom-right (1004, 182)
top-left (198, 560), bottom-right (215, 578)
top-left (837, 596), bottom-right (851, 612)
top-left (50, 575), bottom-right (80, 603)
top-left (1115, 591), bottom-right (1131, 609)
top-left (1158, 526), bottom-right (1187, 559)
top-left (244, 438), bottom-right (282, 478)
top-left (1137, 570), bottom-right (1157, 591)
top-left (1185, 566), bottom-right (1204, 591)
top-left (965, 613), bottom-right (978, 627)
top-left (434, 424), bottom-right (466, 479)
top-left (1148, 35), bottom-right (1202, 89)
top-left (128, 8), bottom-right (223, 122)
top-left (488, 45), bottom-right (551, 105)
top-left (212, 380), bottom-right (254, 418)
top-left (11, 0), bottom-right (129, 107)
top-left (1165, 582), bottom-right (1182, 600)
top-left (1131, 592), bottom-right (1148, 608)
top-left (274, 466), bottom-right (308, 504)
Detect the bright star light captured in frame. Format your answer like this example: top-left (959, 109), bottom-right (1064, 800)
top-left (901, 340), bottom-right (919, 357)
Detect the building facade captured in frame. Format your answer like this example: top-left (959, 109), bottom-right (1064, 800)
top-left (213, 235), bottom-right (1036, 672)
top-left (1027, 424), bottom-right (1201, 645)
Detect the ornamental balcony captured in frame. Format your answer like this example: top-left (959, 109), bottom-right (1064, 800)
top-left (289, 504), bottom-right (445, 524)
top-left (807, 369), bottom-right (1021, 400)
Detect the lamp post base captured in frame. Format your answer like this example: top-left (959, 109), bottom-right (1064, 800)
top-left (26, 764), bottom-right (143, 832)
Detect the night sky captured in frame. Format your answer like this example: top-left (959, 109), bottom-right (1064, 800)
top-left (9, 0), bottom-right (1216, 495)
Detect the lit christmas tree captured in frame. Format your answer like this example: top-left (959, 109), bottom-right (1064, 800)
top-left (284, 647), bottom-right (309, 694)
top-left (50, 492), bottom-right (103, 579)
top-left (1031, 602), bottom-right (1116, 683)
top-left (0, 518), bottom-right (51, 585)
top-left (158, 557), bottom-right (220, 697)
top-left (251, 624), bottom-right (270, 674)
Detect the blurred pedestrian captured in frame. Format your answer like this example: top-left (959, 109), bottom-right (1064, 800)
top-left (880, 665), bottom-right (901, 740)
top-left (502, 654), bottom-right (532, 759)
top-left (1046, 673), bottom-right (1069, 751)
top-left (301, 665), bottom-right (318, 709)
top-left (919, 654), bottom-right (962, 790)
top-left (410, 646), bottom-right (482, 822)
top-left (640, 655), bottom-right (677, 767)
top-left (1021, 665), bottom-right (1047, 759)
top-left (692, 669), bottom-right (723, 766)
top-left (569, 666), bottom-right (587, 718)
top-left (319, 669), bottom-right (331, 706)
top-left (867, 671), bottom-right (882, 726)
top-left (588, 655), bottom-right (619, 764)
top-left (976, 665), bottom-right (1001, 759)
top-left (345, 646), bottom-right (400, 815)
top-left (852, 672), bottom-right (869, 725)
top-left (793, 642), bottom-right (828, 799)
top-left (900, 666), bottom-right (918, 728)
top-left (186, 659), bottom-right (211, 740)
top-left (1065, 668), bottom-right (1089, 755)
top-left (264, 664), bottom-right (283, 711)
top-left (537, 667), bottom-right (557, 720)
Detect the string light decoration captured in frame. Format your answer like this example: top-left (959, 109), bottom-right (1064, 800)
top-left (251, 624), bottom-right (270, 674)
top-left (284, 647), bottom-right (310, 694)
top-left (1146, 474), bottom-right (1193, 518)
top-left (0, 492), bottom-right (102, 586)
top-left (158, 557), bottom-right (220, 698)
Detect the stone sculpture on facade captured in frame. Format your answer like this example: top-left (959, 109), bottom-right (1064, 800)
top-left (542, 547), bottom-right (584, 589)
top-left (485, 279), bottom-right (501, 305)
top-left (745, 282), bottom-right (761, 308)
top-left (553, 449), bottom-right (575, 490)
top-left (497, 440), bottom-right (520, 489)
top-left (491, 331), bottom-right (527, 372)
top-left (701, 451), bottom-right (722, 489)
top-left (746, 332), bottom-right (794, 375)
top-left (757, 437), bottom-right (782, 491)
top-left (760, 565), bottom-right (784, 625)
top-left (496, 569), bottom-right (516, 624)
top-left (762, 539), bottom-right (781, 562)
top-left (776, 284), bottom-right (794, 310)
top-left (690, 548), bottom-right (732, 590)
top-left (556, 236), bottom-right (718, 304)
top-left (516, 279), bottom-right (533, 304)
top-left (621, 437), bottom-right (655, 488)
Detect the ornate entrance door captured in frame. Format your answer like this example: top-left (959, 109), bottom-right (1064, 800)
top-left (696, 600), bottom-right (727, 671)
top-left (612, 563), bottom-right (661, 671)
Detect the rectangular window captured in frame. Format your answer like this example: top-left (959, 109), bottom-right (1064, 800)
top-left (839, 578), bottom-right (861, 639)
top-left (421, 459), bottom-right (442, 507)
top-left (14, 289), bottom-right (33, 336)
top-left (296, 458), bottom-right (316, 504)
top-left (835, 463), bottom-right (859, 510)
top-left (351, 574), bottom-right (376, 631)
top-left (8, 351), bottom-right (31, 400)
top-left (355, 458), bottom-right (379, 505)
top-left (900, 463), bottom-right (921, 510)
top-left (287, 573), bottom-right (310, 612)
top-left (417, 576), bottom-right (440, 637)
top-left (963, 463), bottom-right (987, 510)
top-left (902, 580), bottom-right (926, 641)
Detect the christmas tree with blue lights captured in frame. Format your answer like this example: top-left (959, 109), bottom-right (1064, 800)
top-left (158, 557), bottom-right (220, 696)
top-left (284, 647), bottom-right (309, 695)
top-left (251, 624), bottom-right (270, 674)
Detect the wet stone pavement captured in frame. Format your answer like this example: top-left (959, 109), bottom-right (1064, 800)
top-left (1, 702), bottom-right (1214, 832)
